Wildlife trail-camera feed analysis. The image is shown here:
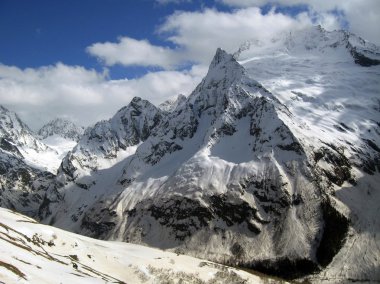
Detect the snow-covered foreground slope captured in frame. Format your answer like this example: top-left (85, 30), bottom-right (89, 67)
top-left (0, 208), bottom-right (281, 284)
top-left (37, 27), bottom-right (379, 282)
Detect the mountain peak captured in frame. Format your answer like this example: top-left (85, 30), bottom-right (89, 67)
top-left (131, 96), bottom-right (142, 103)
top-left (116, 97), bottom-right (157, 116)
top-left (201, 48), bottom-right (246, 88)
top-left (158, 94), bottom-right (187, 112)
top-left (38, 118), bottom-right (84, 142)
top-left (0, 105), bottom-right (30, 132)
top-left (0, 105), bottom-right (49, 153)
top-left (210, 48), bottom-right (234, 67)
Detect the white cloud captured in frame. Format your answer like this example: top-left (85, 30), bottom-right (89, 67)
top-left (0, 63), bottom-right (205, 130)
top-left (88, 7), bottom-right (322, 69)
top-left (86, 37), bottom-right (183, 69)
top-left (220, 0), bottom-right (380, 44)
top-left (158, 7), bottom-right (313, 64)
top-left (87, 2), bottom-right (379, 74)
top-left (3, 6), bottom-right (319, 130)
top-left (4, 1), bottom-right (379, 131)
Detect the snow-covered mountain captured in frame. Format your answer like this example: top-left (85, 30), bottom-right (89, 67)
top-left (40, 27), bottom-right (380, 282)
top-left (234, 25), bottom-right (380, 67)
top-left (38, 118), bottom-right (84, 142)
top-left (0, 106), bottom-right (69, 173)
top-left (0, 208), bottom-right (278, 283)
top-left (5, 26), bottom-right (379, 282)
top-left (38, 118), bottom-right (83, 165)
top-left (234, 26), bottom-right (380, 282)
top-left (53, 97), bottom-right (163, 188)
top-left (0, 106), bottom-right (49, 154)
top-left (0, 106), bottom-right (58, 216)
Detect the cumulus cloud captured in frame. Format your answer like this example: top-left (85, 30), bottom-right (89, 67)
top-left (0, 63), bottom-right (205, 130)
top-left (86, 37), bottom-right (184, 69)
top-left (220, 0), bottom-right (380, 44)
top-left (4, 1), bottom-right (379, 130)
top-left (89, 7), bottom-right (315, 69)
top-left (158, 7), bottom-right (313, 64)
top-left (87, 2), bottom-right (379, 75)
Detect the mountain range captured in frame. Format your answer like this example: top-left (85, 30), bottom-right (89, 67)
top-left (0, 26), bottom-right (379, 283)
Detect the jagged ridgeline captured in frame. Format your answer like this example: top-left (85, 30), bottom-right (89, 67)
top-left (1, 26), bottom-right (379, 282)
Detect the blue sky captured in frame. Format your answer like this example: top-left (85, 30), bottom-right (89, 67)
top-left (0, 0), bottom-right (225, 79)
top-left (0, 0), bottom-right (378, 129)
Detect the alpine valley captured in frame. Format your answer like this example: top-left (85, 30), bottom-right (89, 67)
top-left (1, 26), bottom-right (379, 283)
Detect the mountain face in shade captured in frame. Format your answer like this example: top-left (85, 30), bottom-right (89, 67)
top-left (3, 27), bottom-right (379, 283)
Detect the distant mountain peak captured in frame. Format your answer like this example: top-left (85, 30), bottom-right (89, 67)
top-left (158, 94), bottom-right (187, 112)
top-left (38, 118), bottom-right (84, 142)
top-left (131, 96), bottom-right (142, 102)
top-left (0, 105), bottom-right (47, 152)
top-left (210, 48), bottom-right (233, 66)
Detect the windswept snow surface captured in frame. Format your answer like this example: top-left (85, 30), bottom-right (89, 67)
top-left (0, 208), bottom-right (280, 284)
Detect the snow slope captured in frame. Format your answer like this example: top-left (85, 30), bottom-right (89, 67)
top-left (41, 135), bottom-right (77, 161)
top-left (0, 208), bottom-right (281, 283)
